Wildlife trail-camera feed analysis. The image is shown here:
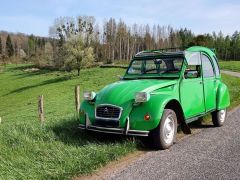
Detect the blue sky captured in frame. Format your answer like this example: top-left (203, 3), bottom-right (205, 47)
top-left (0, 0), bottom-right (239, 37)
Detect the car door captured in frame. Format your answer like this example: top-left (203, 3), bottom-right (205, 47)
top-left (180, 64), bottom-right (205, 119)
top-left (201, 53), bottom-right (217, 112)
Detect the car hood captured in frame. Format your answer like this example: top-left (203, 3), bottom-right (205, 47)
top-left (95, 79), bottom-right (177, 107)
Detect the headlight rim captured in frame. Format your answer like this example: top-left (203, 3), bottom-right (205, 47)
top-left (83, 91), bottom-right (96, 101)
top-left (135, 92), bottom-right (150, 103)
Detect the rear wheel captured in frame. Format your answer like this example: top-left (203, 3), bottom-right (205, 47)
top-left (150, 109), bottom-right (177, 150)
top-left (212, 109), bottom-right (227, 127)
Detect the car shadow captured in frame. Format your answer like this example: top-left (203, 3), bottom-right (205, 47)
top-left (188, 119), bottom-right (215, 129)
top-left (189, 123), bottom-right (214, 129)
top-left (50, 118), bottom-right (137, 147)
top-left (50, 117), bottom-right (215, 151)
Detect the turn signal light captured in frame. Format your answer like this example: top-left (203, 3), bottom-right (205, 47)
top-left (144, 114), bottom-right (151, 121)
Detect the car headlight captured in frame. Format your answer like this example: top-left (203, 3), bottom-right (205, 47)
top-left (83, 91), bottom-right (96, 101)
top-left (135, 92), bottom-right (150, 103)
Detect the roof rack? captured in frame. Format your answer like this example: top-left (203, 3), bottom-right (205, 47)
top-left (153, 47), bottom-right (187, 52)
top-left (134, 47), bottom-right (188, 58)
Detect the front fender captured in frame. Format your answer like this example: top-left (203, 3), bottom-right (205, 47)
top-left (79, 100), bottom-right (95, 124)
top-left (216, 82), bottom-right (230, 110)
top-left (129, 94), bottom-right (176, 131)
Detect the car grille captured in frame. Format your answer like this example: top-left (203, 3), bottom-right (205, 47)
top-left (96, 105), bottom-right (121, 120)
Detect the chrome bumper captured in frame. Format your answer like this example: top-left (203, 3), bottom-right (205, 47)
top-left (79, 113), bottom-right (149, 136)
top-left (79, 114), bottom-right (149, 136)
top-left (78, 124), bottom-right (149, 136)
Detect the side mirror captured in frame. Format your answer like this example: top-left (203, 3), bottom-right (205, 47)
top-left (185, 70), bottom-right (199, 79)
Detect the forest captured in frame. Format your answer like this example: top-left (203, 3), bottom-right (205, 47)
top-left (0, 16), bottom-right (240, 74)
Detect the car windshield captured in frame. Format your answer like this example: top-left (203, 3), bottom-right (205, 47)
top-left (126, 57), bottom-right (183, 78)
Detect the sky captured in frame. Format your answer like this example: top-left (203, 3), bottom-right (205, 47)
top-left (0, 0), bottom-right (239, 37)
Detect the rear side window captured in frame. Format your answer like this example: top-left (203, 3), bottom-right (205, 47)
top-left (202, 54), bottom-right (214, 78)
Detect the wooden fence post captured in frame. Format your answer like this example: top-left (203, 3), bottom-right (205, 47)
top-left (38, 95), bottom-right (44, 124)
top-left (75, 85), bottom-right (80, 113)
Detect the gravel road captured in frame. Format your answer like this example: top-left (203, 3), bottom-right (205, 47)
top-left (105, 107), bottom-right (240, 180)
top-left (221, 70), bottom-right (240, 77)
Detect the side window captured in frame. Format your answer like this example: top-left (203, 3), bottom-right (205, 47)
top-left (202, 54), bottom-right (214, 78)
top-left (212, 56), bottom-right (220, 77)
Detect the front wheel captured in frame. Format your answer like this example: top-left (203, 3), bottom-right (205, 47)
top-left (150, 109), bottom-right (177, 150)
top-left (212, 109), bottom-right (227, 127)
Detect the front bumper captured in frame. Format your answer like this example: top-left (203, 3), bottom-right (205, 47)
top-left (79, 115), bottom-right (149, 137)
top-left (78, 124), bottom-right (149, 136)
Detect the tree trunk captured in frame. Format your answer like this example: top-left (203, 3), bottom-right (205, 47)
top-left (112, 48), bottom-right (115, 61)
top-left (127, 36), bottom-right (130, 61)
top-left (77, 68), bottom-right (80, 76)
top-left (119, 38), bottom-right (122, 60)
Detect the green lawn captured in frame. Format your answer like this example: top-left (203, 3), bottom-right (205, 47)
top-left (219, 61), bottom-right (240, 72)
top-left (0, 64), bottom-right (239, 179)
top-left (0, 65), bottom-right (136, 179)
top-left (221, 73), bottom-right (240, 109)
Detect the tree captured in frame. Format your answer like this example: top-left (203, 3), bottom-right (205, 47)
top-left (0, 37), bottom-right (2, 65)
top-left (64, 37), bottom-right (94, 76)
top-left (0, 37), bottom-right (2, 55)
top-left (104, 18), bottom-right (117, 62)
top-left (49, 16), bottom-right (96, 69)
top-left (224, 36), bottom-right (231, 60)
top-left (27, 35), bottom-right (37, 58)
top-left (6, 34), bottom-right (14, 57)
top-left (231, 31), bottom-right (240, 60)
top-left (43, 42), bottom-right (53, 66)
top-left (189, 35), bottom-right (209, 47)
top-left (179, 28), bottom-right (194, 47)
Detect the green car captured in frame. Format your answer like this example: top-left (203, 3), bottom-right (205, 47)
top-left (79, 46), bottom-right (230, 149)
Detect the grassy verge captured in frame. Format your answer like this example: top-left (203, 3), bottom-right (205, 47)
top-left (0, 64), bottom-right (136, 179)
top-left (222, 74), bottom-right (240, 108)
top-left (0, 64), bottom-right (239, 179)
top-left (219, 61), bottom-right (240, 72)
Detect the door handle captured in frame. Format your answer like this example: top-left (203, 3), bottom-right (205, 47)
top-left (200, 81), bottom-right (203, 84)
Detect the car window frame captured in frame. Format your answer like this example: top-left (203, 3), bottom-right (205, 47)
top-left (212, 55), bottom-right (220, 77)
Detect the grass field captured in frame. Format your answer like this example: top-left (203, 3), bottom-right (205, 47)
top-left (0, 64), bottom-right (239, 179)
top-left (0, 65), bottom-right (136, 179)
top-left (219, 61), bottom-right (240, 72)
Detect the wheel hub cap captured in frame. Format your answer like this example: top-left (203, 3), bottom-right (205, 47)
top-left (163, 115), bottom-right (175, 144)
top-left (219, 109), bottom-right (226, 123)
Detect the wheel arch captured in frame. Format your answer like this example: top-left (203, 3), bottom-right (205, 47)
top-left (164, 99), bottom-right (185, 125)
top-left (164, 99), bottom-right (191, 134)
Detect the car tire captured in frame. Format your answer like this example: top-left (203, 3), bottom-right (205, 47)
top-left (212, 109), bottom-right (227, 127)
top-left (150, 109), bottom-right (177, 150)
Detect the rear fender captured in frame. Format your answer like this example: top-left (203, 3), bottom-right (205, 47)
top-left (216, 82), bottom-right (230, 110)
